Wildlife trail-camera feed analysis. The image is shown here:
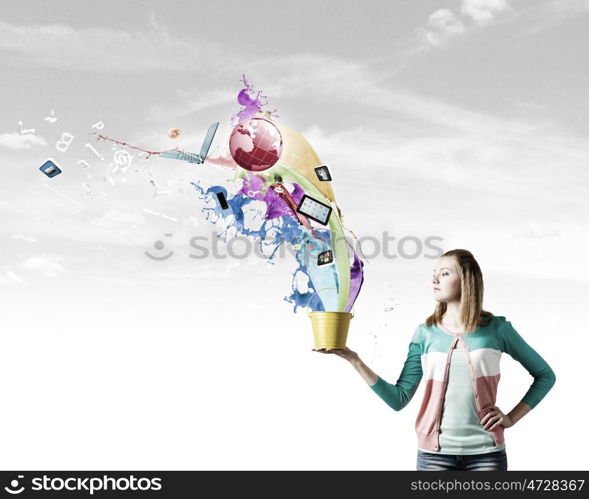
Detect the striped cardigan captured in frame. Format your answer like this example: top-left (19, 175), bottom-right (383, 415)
top-left (369, 315), bottom-right (556, 452)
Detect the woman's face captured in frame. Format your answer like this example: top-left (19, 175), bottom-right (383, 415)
top-left (432, 256), bottom-right (461, 303)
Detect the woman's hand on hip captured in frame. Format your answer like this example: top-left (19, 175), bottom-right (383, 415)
top-left (481, 405), bottom-right (514, 431)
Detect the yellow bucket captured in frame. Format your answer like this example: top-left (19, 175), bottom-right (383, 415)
top-left (308, 311), bottom-right (354, 349)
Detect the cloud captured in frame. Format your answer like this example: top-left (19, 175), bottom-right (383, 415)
top-left (146, 53), bottom-right (503, 137)
top-left (0, 132), bottom-right (47, 150)
top-left (146, 88), bottom-right (235, 122)
top-left (291, 122), bottom-right (588, 282)
top-left (513, 222), bottom-right (560, 239)
top-left (91, 209), bottom-right (148, 229)
top-left (149, 10), bottom-right (160, 31)
top-left (417, 1), bottom-right (512, 47)
top-left (11, 233), bottom-right (38, 242)
top-left (247, 54), bottom-right (539, 137)
top-left (514, 0), bottom-right (588, 38)
top-left (0, 269), bottom-right (24, 285)
top-left (460, 0), bottom-right (511, 25)
top-left (291, 112), bottom-right (589, 222)
top-left (417, 9), bottom-right (466, 46)
top-left (0, 17), bottom-right (227, 72)
top-left (21, 255), bottom-right (65, 277)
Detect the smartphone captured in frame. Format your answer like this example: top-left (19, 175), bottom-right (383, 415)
top-left (216, 192), bottom-right (229, 210)
top-left (317, 249), bottom-right (334, 266)
top-left (314, 165), bottom-right (332, 181)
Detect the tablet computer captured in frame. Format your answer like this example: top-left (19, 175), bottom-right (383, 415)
top-left (296, 194), bottom-right (332, 225)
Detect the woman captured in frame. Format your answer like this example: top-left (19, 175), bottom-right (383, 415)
top-left (314, 249), bottom-right (556, 471)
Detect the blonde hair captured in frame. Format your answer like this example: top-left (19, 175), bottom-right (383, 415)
top-left (425, 249), bottom-right (493, 332)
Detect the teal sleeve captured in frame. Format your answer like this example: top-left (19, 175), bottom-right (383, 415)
top-left (499, 318), bottom-right (556, 409)
top-left (369, 327), bottom-right (423, 411)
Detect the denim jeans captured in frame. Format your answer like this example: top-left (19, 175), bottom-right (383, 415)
top-left (416, 449), bottom-right (508, 471)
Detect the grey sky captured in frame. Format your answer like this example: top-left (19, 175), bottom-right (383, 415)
top-left (1, 0), bottom-right (587, 285)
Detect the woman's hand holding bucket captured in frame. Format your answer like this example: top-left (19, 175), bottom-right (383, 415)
top-left (313, 346), bottom-right (359, 363)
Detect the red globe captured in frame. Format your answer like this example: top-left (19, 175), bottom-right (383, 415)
top-left (229, 117), bottom-right (283, 172)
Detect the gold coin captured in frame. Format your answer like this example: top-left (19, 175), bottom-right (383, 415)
top-left (168, 128), bottom-right (181, 139)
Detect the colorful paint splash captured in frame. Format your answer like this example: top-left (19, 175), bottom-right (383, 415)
top-left (90, 77), bottom-right (365, 314)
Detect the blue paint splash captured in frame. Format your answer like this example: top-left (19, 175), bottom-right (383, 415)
top-left (190, 172), bottom-right (338, 312)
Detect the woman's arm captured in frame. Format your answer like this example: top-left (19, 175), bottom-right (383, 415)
top-left (507, 400), bottom-right (532, 426)
top-left (499, 319), bottom-right (557, 409)
top-left (368, 341), bottom-right (423, 411)
top-left (482, 319), bottom-right (557, 431)
top-left (350, 355), bottom-right (379, 386)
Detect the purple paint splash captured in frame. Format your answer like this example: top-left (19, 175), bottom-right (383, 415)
top-left (231, 74), bottom-right (278, 126)
top-left (346, 244), bottom-right (365, 313)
